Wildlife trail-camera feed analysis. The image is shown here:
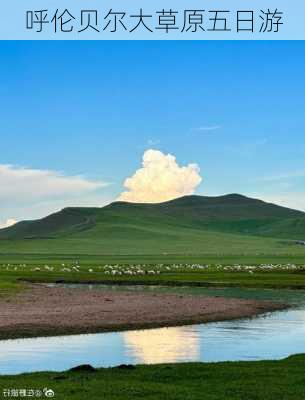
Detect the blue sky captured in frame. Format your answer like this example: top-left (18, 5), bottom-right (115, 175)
top-left (0, 41), bottom-right (304, 224)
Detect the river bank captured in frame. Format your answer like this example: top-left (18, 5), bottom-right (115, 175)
top-left (0, 283), bottom-right (286, 340)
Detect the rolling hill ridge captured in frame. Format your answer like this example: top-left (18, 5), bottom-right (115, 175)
top-left (1, 194), bottom-right (305, 241)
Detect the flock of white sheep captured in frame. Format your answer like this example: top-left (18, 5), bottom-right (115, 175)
top-left (0, 262), bottom-right (304, 276)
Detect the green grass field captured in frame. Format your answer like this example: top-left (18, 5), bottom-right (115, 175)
top-left (1, 354), bottom-right (305, 400)
top-left (2, 262), bottom-right (305, 295)
top-left (0, 195), bottom-right (304, 268)
top-left (0, 194), bottom-right (305, 272)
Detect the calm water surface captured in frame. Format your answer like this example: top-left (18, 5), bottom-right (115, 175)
top-left (1, 285), bottom-right (305, 375)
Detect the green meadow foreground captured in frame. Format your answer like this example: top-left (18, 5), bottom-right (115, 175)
top-left (1, 355), bottom-right (305, 400)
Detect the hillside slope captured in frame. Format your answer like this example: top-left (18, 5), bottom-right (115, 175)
top-left (0, 194), bottom-right (305, 242)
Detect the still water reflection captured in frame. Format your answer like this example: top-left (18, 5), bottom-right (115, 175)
top-left (1, 285), bottom-right (305, 375)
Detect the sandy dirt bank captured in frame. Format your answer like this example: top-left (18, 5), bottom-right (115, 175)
top-left (0, 284), bottom-right (286, 339)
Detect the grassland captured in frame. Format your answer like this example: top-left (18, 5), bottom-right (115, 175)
top-left (0, 229), bottom-right (300, 257)
top-left (0, 195), bottom-right (304, 269)
top-left (1, 354), bottom-right (305, 400)
top-left (0, 194), bottom-right (305, 270)
top-left (1, 261), bottom-right (305, 297)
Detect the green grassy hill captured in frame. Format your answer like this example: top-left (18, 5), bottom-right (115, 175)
top-left (0, 194), bottom-right (305, 259)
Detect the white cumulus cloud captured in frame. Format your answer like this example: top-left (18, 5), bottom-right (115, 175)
top-left (0, 218), bottom-right (17, 229)
top-left (0, 164), bottom-right (109, 225)
top-left (0, 164), bottom-right (106, 203)
top-left (118, 149), bottom-right (202, 203)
